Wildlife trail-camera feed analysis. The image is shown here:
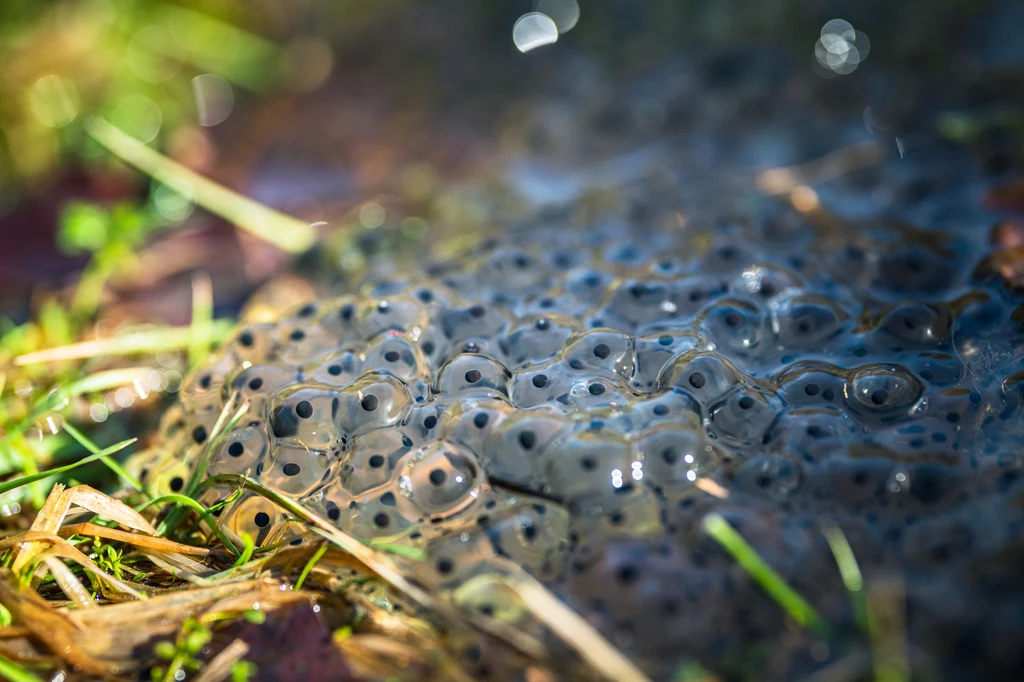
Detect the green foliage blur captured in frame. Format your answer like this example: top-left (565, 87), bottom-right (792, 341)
top-left (0, 0), bottom-right (283, 191)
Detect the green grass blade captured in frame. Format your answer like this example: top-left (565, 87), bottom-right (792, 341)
top-left (294, 542), bottom-right (327, 590)
top-left (188, 273), bottom-right (214, 368)
top-left (0, 368), bottom-right (149, 474)
top-left (702, 512), bottom-right (828, 637)
top-left (86, 118), bottom-right (317, 253)
top-left (0, 652), bottom-right (44, 682)
top-left (200, 474), bottom-right (427, 563)
top-left (14, 322), bottom-right (234, 365)
top-left (62, 422), bottom-right (145, 493)
top-left (152, 4), bottom-right (282, 92)
top-left (135, 494), bottom-right (240, 557)
top-left (0, 438), bottom-right (136, 495)
top-left (232, 532), bottom-right (255, 567)
top-left (823, 523), bottom-right (869, 632)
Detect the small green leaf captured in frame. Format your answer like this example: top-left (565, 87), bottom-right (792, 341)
top-left (154, 641), bottom-right (177, 660)
top-left (243, 608), bottom-right (265, 625)
top-left (0, 437), bottom-right (136, 495)
top-left (58, 202), bottom-right (110, 254)
top-left (0, 652), bottom-right (43, 682)
top-left (294, 543), bottom-right (328, 591)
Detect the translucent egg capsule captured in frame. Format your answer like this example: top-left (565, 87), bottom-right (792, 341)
top-left (272, 322), bottom-right (339, 367)
top-left (338, 428), bottom-right (410, 495)
top-left (227, 364), bottom-right (298, 418)
top-left (339, 491), bottom-right (419, 541)
top-left (700, 243), bottom-right (755, 274)
top-left (563, 267), bottom-right (614, 307)
top-left (874, 243), bottom-right (962, 298)
top-left (261, 442), bottom-right (335, 497)
top-left (360, 336), bottom-right (429, 399)
top-left (435, 353), bottom-right (513, 400)
top-left (482, 413), bottom-right (572, 488)
top-left (667, 275), bottom-right (730, 317)
top-left (524, 292), bottom-right (588, 321)
top-left (441, 304), bottom-right (512, 345)
top-left (845, 364), bottom-right (925, 423)
top-left (483, 501), bottom-right (571, 580)
top-left (362, 297), bottom-right (429, 339)
top-left (731, 263), bottom-right (803, 302)
top-left (268, 384), bottom-right (341, 446)
top-left (658, 351), bottom-right (747, 409)
top-left (907, 352), bottom-right (963, 387)
top-left (708, 387), bottom-right (782, 447)
top-left (728, 454), bottom-right (804, 499)
top-left (540, 431), bottom-right (635, 504)
top-left (873, 304), bottom-right (954, 349)
top-left (510, 363), bottom-right (575, 408)
top-left (569, 484), bottom-right (665, 553)
top-left (478, 247), bottom-right (552, 299)
top-left (438, 397), bottom-right (516, 456)
top-left (418, 530), bottom-right (497, 588)
top-left (224, 322), bottom-right (276, 364)
top-left (600, 280), bottom-right (683, 333)
top-left (774, 361), bottom-right (851, 408)
top-left (302, 478), bottom-right (355, 527)
top-left (632, 333), bottom-right (701, 392)
top-left (701, 298), bottom-right (774, 363)
top-left (562, 330), bottom-right (636, 382)
top-left (222, 493), bottom-right (287, 546)
top-left (883, 418), bottom-right (960, 455)
top-left (629, 389), bottom-right (702, 428)
top-left (208, 421), bottom-right (269, 476)
top-left (146, 456), bottom-right (195, 497)
top-left (635, 422), bottom-right (709, 488)
top-left (771, 294), bottom-right (851, 350)
top-left (307, 351), bottom-right (361, 387)
top-left (333, 374), bottom-right (413, 435)
top-left (765, 408), bottom-right (858, 464)
top-left (500, 316), bottom-right (577, 368)
top-left (395, 442), bottom-right (483, 520)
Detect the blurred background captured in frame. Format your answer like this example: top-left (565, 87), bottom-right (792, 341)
top-left (0, 0), bottom-right (1022, 500)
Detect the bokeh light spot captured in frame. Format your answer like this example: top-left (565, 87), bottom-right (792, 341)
top-left (359, 202), bottom-right (386, 229)
top-left (110, 95), bottom-right (163, 143)
top-left (28, 75), bottom-right (80, 128)
top-left (192, 74), bottom-right (234, 127)
top-left (513, 13), bottom-right (559, 53)
top-left (534, 0), bottom-right (580, 33)
top-left (126, 26), bottom-right (185, 83)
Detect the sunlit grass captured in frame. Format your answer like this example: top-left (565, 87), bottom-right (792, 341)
top-left (0, 652), bottom-right (43, 682)
top-left (0, 437), bottom-right (136, 496)
top-left (822, 523), bottom-right (868, 631)
top-left (702, 512), bottom-right (829, 637)
top-left (86, 118), bottom-right (318, 253)
top-left (13, 322), bottom-right (234, 365)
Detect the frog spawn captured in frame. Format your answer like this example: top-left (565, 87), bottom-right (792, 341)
top-left (140, 215), bottom-right (1024, 680)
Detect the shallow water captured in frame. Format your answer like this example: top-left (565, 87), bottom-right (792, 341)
top-left (131, 53), bottom-right (1024, 681)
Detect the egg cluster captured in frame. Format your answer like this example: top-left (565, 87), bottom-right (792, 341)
top-left (134, 197), bottom-right (1024, 677)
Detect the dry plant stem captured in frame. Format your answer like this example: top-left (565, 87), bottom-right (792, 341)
top-left (85, 117), bottom-right (317, 253)
top-left (202, 474), bottom-right (547, 659)
top-left (58, 522), bottom-right (211, 556)
top-left (0, 569), bottom-right (121, 678)
top-left (493, 560), bottom-right (654, 682)
top-left (3, 531), bottom-right (147, 599)
top-left (755, 140), bottom-right (883, 195)
top-left (13, 325), bottom-right (233, 365)
top-left (193, 639), bottom-right (249, 682)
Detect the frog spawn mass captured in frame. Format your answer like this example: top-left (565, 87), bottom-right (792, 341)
top-left (135, 215), bottom-right (1024, 680)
